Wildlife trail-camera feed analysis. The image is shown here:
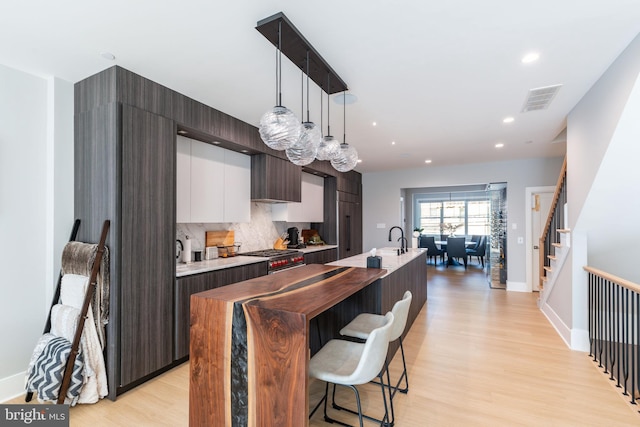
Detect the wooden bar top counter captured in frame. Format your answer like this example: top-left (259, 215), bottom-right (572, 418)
top-left (189, 264), bottom-right (387, 427)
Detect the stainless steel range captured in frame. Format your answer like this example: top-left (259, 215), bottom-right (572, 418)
top-left (241, 249), bottom-right (305, 274)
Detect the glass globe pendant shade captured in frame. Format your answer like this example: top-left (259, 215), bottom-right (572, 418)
top-left (259, 105), bottom-right (301, 151)
top-left (286, 121), bottom-right (321, 166)
top-left (316, 135), bottom-right (341, 161)
top-left (331, 143), bottom-right (359, 172)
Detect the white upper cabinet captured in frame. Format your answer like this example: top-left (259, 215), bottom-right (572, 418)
top-left (272, 172), bottom-right (324, 223)
top-left (301, 173), bottom-right (324, 222)
top-left (176, 135), bottom-right (251, 223)
top-left (223, 149), bottom-right (251, 223)
top-left (176, 136), bottom-right (192, 223)
top-left (190, 138), bottom-right (225, 223)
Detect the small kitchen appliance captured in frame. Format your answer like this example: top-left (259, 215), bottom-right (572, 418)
top-left (287, 227), bottom-right (306, 249)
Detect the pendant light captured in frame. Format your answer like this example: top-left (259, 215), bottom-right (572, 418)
top-left (286, 51), bottom-right (321, 165)
top-left (331, 90), bottom-right (358, 172)
top-left (316, 74), bottom-right (341, 161)
top-left (259, 20), bottom-right (301, 151)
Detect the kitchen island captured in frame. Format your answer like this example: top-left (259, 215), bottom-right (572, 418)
top-left (325, 247), bottom-right (428, 356)
top-left (189, 264), bottom-right (386, 426)
top-left (189, 248), bottom-right (427, 426)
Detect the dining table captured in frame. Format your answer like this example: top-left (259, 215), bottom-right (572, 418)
top-left (435, 239), bottom-right (476, 265)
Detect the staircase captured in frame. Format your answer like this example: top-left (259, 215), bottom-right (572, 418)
top-left (539, 228), bottom-right (570, 306)
top-left (538, 157), bottom-right (567, 306)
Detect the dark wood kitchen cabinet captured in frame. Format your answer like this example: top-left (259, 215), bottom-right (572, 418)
top-left (118, 106), bottom-right (175, 387)
top-left (75, 101), bottom-right (175, 395)
top-left (303, 248), bottom-right (338, 265)
top-left (174, 262), bottom-right (267, 360)
top-left (338, 191), bottom-right (363, 259)
top-left (251, 153), bottom-right (301, 202)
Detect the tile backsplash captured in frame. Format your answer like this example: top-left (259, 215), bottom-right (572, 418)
top-left (176, 202), bottom-right (310, 253)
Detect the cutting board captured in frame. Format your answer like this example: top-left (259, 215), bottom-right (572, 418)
top-left (302, 229), bottom-right (324, 245)
top-left (206, 230), bottom-right (235, 247)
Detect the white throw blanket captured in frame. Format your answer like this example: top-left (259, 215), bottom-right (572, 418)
top-left (56, 274), bottom-right (108, 404)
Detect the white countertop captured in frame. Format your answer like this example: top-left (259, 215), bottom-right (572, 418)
top-left (326, 247), bottom-right (426, 277)
top-left (176, 245), bottom-right (339, 277)
top-left (176, 256), bottom-right (268, 278)
top-left (297, 244), bottom-right (338, 253)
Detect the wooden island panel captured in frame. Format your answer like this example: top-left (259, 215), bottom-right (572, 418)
top-left (189, 264), bottom-right (386, 426)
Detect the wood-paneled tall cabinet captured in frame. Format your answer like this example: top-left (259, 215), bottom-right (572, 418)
top-left (337, 171), bottom-right (363, 259)
top-left (75, 96), bottom-right (176, 397)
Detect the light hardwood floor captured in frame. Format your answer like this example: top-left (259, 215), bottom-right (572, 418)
top-left (9, 265), bottom-right (640, 426)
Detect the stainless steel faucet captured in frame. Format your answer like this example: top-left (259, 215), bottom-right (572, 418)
top-left (388, 226), bottom-right (406, 254)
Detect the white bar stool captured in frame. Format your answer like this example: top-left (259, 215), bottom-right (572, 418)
top-left (340, 290), bottom-right (412, 401)
top-left (309, 312), bottom-right (395, 427)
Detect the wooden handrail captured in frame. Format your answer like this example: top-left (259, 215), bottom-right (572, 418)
top-left (541, 156), bottom-right (567, 239)
top-left (539, 156), bottom-right (567, 289)
top-left (584, 265), bottom-right (640, 294)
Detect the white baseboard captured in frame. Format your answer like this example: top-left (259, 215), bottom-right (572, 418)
top-left (570, 328), bottom-right (590, 352)
top-left (506, 280), bottom-right (528, 292)
top-left (540, 301), bottom-right (590, 352)
top-left (0, 371), bottom-right (26, 403)
top-left (541, 301), bottom-right (572, 348)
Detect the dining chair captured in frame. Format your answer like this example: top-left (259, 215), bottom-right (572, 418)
top-left (309, 312), bottom-right (395, 427)
top-left (468, 235), bottom-right (481, 250)
top-left (446, 236), bottom-right (468, 269)
top-left (418, 236), bottom-right (444, 264)
top-left (466, 235), bottom-right (487, 267)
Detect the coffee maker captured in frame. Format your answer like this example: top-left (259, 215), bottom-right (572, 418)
top-left (287, 227), bottom-right (306, 249)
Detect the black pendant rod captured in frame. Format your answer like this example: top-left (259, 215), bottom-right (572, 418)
top-left (306, 51), bottom-right (311, 123)
top-left (278, 20), bottom-right (282, 107)
top-left (343, 90), bottom-right (347, 144)
top-left (320, 85), bottom-right (323, 131)
top-left (326, 74), bottom-right (331, 136)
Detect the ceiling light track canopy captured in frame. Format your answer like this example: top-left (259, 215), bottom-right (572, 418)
top-left (256, 12), bottom-right (348, 95)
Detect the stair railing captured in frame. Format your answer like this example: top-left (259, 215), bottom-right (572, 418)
top-left (584, 266), bottom-right (640, 405)
top-left (539, 157), bottom-right (567, 290)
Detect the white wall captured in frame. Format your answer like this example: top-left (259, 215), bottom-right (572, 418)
top-left (542, 32), bottom-right (640, 349)
top-left (0, 65), bottom-right (73, 401)
top-left (362, 156), bottom-right (564, 286)
top-left (574, 71), bottom-right (640, 282)
top-left (567, 33), bottom-right (640, 230)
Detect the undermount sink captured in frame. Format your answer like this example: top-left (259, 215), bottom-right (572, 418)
top-left (376, 249), bottom-right (403, 256)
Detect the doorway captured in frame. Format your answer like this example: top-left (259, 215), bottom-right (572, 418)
top-left (526, 187), bottom-right (554, 292)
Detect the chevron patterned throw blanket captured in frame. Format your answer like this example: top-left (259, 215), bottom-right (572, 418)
top-left (26, 336), bottom-right (84, 404)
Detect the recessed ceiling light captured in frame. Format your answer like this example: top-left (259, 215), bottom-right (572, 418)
top-left (357, 159), bottom-right (363, 163)
top-left (495, 143), bottom-right (504, 148)
top-left (424, 159), bottom-right (432, 164)
top-left (241, 150), bottom-right (248, 153)
top-left (177, 130), bottom-right (188, 135)
top-left (522, 52), bottom-right (539, 64)
top-left (503, 116), bottom-right (514, 124)
top-left (212, 141), bottom-right (221, 145)
top-left (100, 52), bottom-right (116, 61)
top-left (391, 141), bottom-right (396, 145)
top-left (372, 122), bottom-right (377, 126)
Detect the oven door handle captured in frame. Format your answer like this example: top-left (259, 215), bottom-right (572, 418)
top-left (269, 263), bottom-right (307, 274)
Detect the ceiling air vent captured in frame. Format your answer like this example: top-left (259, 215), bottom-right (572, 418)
top-left (521, 84), bottom-right (562, 112)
